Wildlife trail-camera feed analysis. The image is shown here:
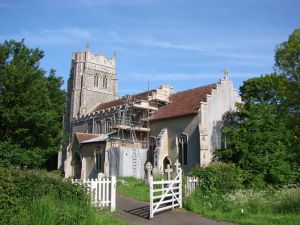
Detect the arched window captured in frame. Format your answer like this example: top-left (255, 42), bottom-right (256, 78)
top-left (95, 147), bottom-right (103, 172)
top-left (103, 76), bottom-right (108, 89)
top-left (149, 137), bottom-right (156, 165)
top-left (177, 134), bottom-right (188, 165)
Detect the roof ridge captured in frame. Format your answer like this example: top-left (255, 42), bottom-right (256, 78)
top-left (173, 83), bottom-right (216, 95)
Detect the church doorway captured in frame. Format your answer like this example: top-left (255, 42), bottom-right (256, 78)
top-left (163, 156), bottom-right (171, 171)
top-left (73, 153), bottom-right (82, 179)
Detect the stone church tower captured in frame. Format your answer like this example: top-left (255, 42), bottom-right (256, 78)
top-left (57, 47), bottom-right (118, 171)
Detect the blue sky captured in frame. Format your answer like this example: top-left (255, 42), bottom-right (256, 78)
top-left (0, 0), bottom-right (299, 95)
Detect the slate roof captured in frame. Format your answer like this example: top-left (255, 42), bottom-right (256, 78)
top-left (81, 134), bottom-right (109, 144)
top-left (75, 132), bottom-right (101, 144)
top-left (92, 89), bottom-right (154, 113)
top-left (151, 84), bottom-right (216, 121)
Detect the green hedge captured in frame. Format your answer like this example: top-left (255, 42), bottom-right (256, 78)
top-left (0, 167), bottom-right (89, 225)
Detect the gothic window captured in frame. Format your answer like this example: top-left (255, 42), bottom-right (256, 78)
top-left (103, 76), bottom-right (108, 89)
top-left (177, 134), bottom-right (188, 165)
top-left (95, 147), bottom-right (103, 171)
top-left (149, 137), bottom-right (156, 165)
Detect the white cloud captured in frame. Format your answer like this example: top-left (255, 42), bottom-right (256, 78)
top-left (137, 37), bottom-right (269, 60)
top-left (1, 27), bottom-right (92, 46)
top-left (124, 71), bottom-right (257, 82)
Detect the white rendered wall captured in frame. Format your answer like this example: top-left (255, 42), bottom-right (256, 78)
top-left (199, 79), bottom-right (241, 166)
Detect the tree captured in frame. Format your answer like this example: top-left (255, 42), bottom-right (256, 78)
top-left (0, 40), bottom-right (65, 168)
top-left (275, 28), bottom-right (300, 164)
top-left (240, 73), bottom-right (288, 107)
top-left (216, 29), bottom-right (300, 186)
top-left (275, 28), bottom-right (300, 82)
top-left (216, 74), bottom-right (298, 186)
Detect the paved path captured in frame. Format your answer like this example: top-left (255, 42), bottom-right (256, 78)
top-left (116, 193), bottom-right (237, 225)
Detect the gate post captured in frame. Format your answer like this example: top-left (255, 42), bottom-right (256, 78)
top-left (149, 176), bottom-right (153, 219)
top-left (179, 169), bottom-right (182, 208)
top-left (110, 176), bottom-right (116, 212)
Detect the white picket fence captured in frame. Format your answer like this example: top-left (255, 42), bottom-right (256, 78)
top-left (149, 168), bottom-right (182, 218)
top-left (185, 176), bottom-right (199, 197)
top-left (72, 176), bottom-right (116, 212)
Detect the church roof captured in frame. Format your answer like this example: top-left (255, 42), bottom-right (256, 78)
top-left (91, 89), bottom-right (154, 113)
top-left (151, 84), bottom-right (216, 121)
top-left (75, 132), bottom-right (101, 144)
top-left (81, 134), bottom-right (109, 144)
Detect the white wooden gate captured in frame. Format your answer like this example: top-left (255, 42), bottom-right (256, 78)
top-left (149, 168), bottom-right (182, 218)
top-left (72, 176), bottom-right (116, 212)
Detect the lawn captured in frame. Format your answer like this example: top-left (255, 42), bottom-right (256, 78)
top-left (117, 176), bottom-right (150, 202)
top-left (116, 176), bottom-right (300, 225)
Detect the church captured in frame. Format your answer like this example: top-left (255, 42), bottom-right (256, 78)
top-left (58, 48), bottom-right (241, 179)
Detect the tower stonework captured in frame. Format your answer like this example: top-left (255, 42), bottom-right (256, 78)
top-left (57, 49), bottom-right (118, 171)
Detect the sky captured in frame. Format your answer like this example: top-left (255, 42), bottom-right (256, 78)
top-left (0, 0), bottom-right (299, 96)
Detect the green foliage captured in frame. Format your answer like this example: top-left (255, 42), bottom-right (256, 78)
top-left (0, 40), bottom-right (65, 168)
top-left (0, 166), bottom-right (87, 225)
top-left (275, 28), bottom-right (300, 82)
top-left (186, 186), bottom-right (300, 225)
top-left (217, 74), bottom-right (298, 186)
top-left (240, 73), bottom-right (288, 107)
top-left (0, 140), bottom-right (45, 167)
top-left (189, 163), bottom-right (244, 194)
top-left (25, 195), bottom-right (129, 225)
top-left (274, 28), bottom-right (300, 164)
top-left (0, 167), bottom-right (131, 225)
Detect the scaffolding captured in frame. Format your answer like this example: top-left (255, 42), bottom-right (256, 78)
top-left (111, 91), bottom-right (157, 177)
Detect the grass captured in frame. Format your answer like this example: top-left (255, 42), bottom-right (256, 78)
top-left (0, 167), bottom-right (133, 225)
top-left (117, 177), bottom-right (150, 202)
top-left (116, 176), bottom-right (300, 225)
top-left (21, 194), bottom-right (132, 225)
top-left (186, 186), bottom-right (300, 225)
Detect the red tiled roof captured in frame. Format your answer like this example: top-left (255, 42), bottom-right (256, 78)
top-left (151, 84), bottom-right (216, 121)
top-left (75, 132), bottom-right (101, 144)
top-left (92, 90), bottom-right (155, 113)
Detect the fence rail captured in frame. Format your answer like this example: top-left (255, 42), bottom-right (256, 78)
top-left (72, 176), bottom-right (116, 212)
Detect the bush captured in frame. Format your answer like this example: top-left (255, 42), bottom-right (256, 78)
top-left (0, 166), bottom-right (88, 225)
top-left (189, 163), bottom-right (244, 194)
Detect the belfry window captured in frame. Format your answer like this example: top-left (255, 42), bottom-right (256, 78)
top-left (177, 134), bottom-right (188, 165)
